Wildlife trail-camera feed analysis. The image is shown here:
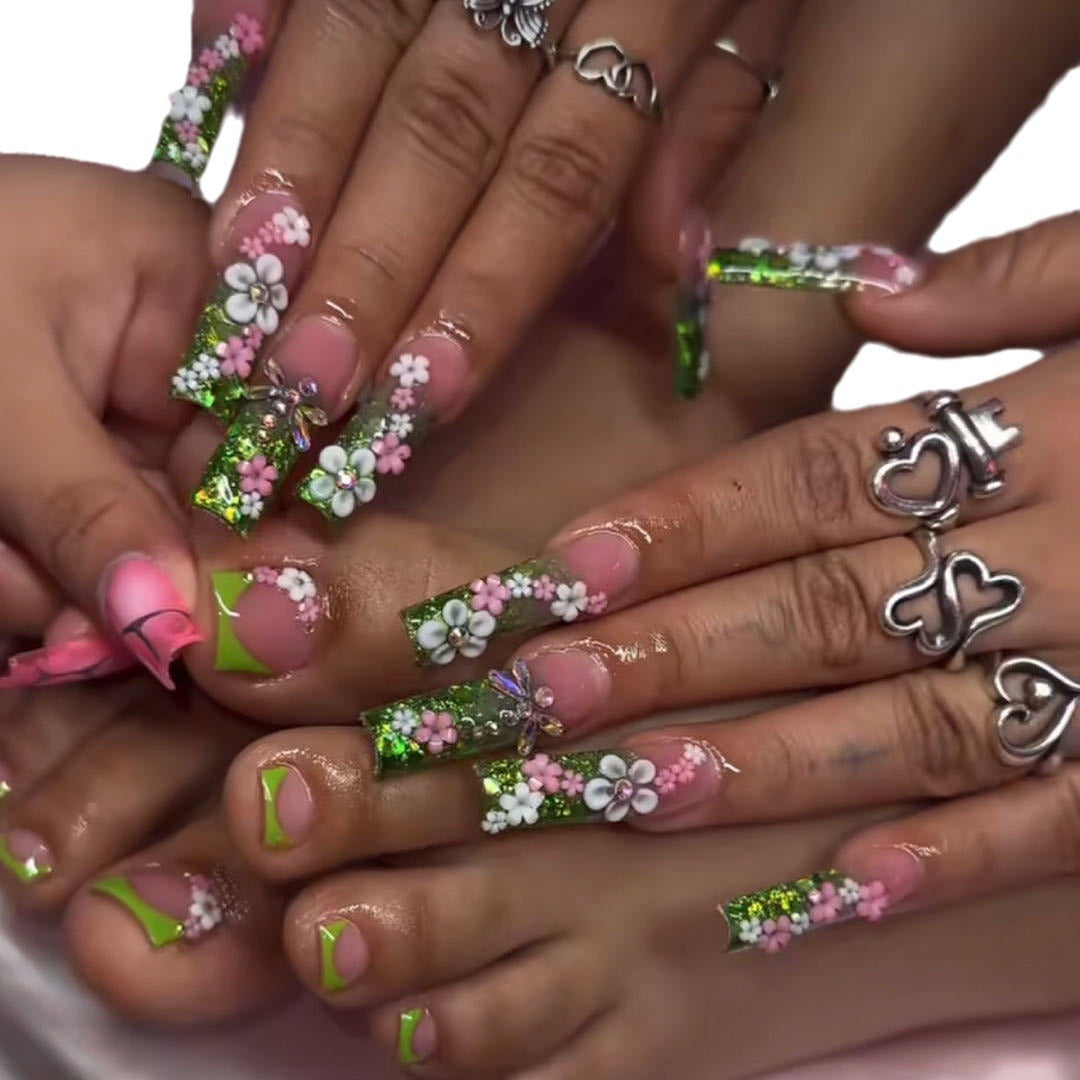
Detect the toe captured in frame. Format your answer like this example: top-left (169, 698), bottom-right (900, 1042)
top-left (284, 861), bottom-right (550, 1005)
top-left (65, 814), bottom-right (288, 1026)
top-left (223, 727), bottom-right (480, 879)
top-left (371, 942), bottom-right (609, 1075)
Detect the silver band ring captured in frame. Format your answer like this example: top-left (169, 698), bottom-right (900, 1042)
top-left (871, 391), bottom-right (1023, 531)
top-left (546, 39), bottom-right (662, 120)
top-left (713, 37), bottom-right (781, 103)
top-left (463, 0), bottom-right (554, 50)
top-left (882, 528), bottom-right (1024, 667)
top-left (992, 655), bottom-right (1079, 772)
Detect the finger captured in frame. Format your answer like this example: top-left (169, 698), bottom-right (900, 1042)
top-left (395, 362), bottom-right (1050, 666)
top-left (846, 213), bottom-right (1080, 354)
top-left (0, 538), bottom-right (62, 635)
top-left (832, 759), bottom-right (1080, 920)
top-left (150, 0), bottom-right (279, 191)
top-left (276, 0), bottom-right (737, 529)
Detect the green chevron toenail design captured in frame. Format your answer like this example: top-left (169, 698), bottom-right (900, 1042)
top-left (91, 877), bottom-right (186, 948)
top-left (213, 571), bottom-right (272, 674)
top-left (260, 765), bottom-right (292, 849)
top-left (398, 1008), bottom-right (429, 1066)
top-left (0, 837), bottom-right (52, 883)
top-left (319, 920), bottom-right (352, 992)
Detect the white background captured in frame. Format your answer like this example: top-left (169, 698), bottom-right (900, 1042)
top-left (1, 1), bottom-right (1077, 408)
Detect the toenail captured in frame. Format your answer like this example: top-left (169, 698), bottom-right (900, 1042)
top-left (398, 1007), bottom-right (436, 1066)
top-left (213, 566), bottom-right (325, 674)
top-left (0, 829), bottom-right (53, 883)
top-left (318, 918), bottom-right (369, 992)
top-left (0, 759), bottom-right (12, 803)
top-left (92, 867), bottom-right (227, 948)
top-left (259, 763), bottom-right (314, 849)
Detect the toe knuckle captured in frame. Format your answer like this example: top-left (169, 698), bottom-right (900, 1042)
top-left (507, 121), bottom-right (616, 227)
top-left (1049, 769), bottom-right (1080, 872)
top-left (782, 422), bottom-right (870, 547)
top-left (783, 551), bottom-right (875, 671)
top-left (319, 0), bottom-right (426, 52)
top-left (31, 478), bottom-right (131, 576)
top-left (392, 66), bottom-right (501, 181)
top-left (891, 672), bottom-right (988, 794)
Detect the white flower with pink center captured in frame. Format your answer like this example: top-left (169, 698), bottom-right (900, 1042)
top-left (185, 876), bottom-right (223, 939)
top-left (223, 254), bottom-right (288, 335)
top-left (277, 567), bottom-right (317, 604)
top-left (389, 353), bottom-right (430, 388)
top-left (551, 580), bottom-right (589, 622)
top-left (583, 755), bottom-right (659, 822)
top-left (311, 445), bottom-right (377, 517)
top-left (416, 598), bottom-right (496, 665)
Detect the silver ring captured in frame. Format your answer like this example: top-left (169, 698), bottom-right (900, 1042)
top-left (870, 391), bottom-right (1023, 531)
top-left (463, 0), bottom-right (554, 50)
top-left (993, 655), bottom-right (1079, 772)
top-left (713, 37), bottom-right (781, 103)
top-left (546, 39), bottom-right (662, 120)
top-left (882, 528), bottom-right (1024, 667)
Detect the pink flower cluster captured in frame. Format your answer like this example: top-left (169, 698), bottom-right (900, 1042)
top-left (655, 757), bottom-right (698, 795)
top-left (586, 592), bottom-right (608, 616)
top-left (416, 710), bottom-right (458, 755)
top-left (185, 14), bottom-right (264, 89)
top-left (856, 880), bottom-right (889, 921)
top-left (238, 455), bottom-right (279, 496)
top-left (252, 565), bottom-right (280, 586)
top-left (239, 219), bottom-right (286, 259)
top-left (297, 597), bottom-right (323, 628)
top-left (522, 755), bottom-right (585, 798)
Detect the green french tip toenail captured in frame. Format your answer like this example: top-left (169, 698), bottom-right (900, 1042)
top-left (92, 877), bottom-right (186, 948)
top-left (398, 1008), bottom-right (427, 1065)
top-left (0, 837), bottom-right (52, 883)
top-left (260, 765), bottom-right (292, 850)
top-left (0, 779), bottom-right (11, 803)
top-left (319, 920), bottom-right (351, 992)
top-left (213, 572), bottom-right (272, 674)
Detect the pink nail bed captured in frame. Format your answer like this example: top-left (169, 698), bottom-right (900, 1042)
top-left (404, 333), bottom-right (472, 419)
top-left (100, 556), bottom-right (203, 690)
top-left (272, 316), bottom-right (357, 420)
top-left (626, 738), bottom-right (722, 822)
top-left (554, 530), bottom-right (641, 603)
top-left (842, 846), bottom-right (924, 911)
top-left (522, 649), bottom-right (611, 728)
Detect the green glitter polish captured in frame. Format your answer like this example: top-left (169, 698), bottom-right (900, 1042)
top-left (363, 660), bottom-right (564, 777)
top-left (476, 749), bottom-right (668, 834)
top-left (397, 1007), bottom-right (433, 1065)
top-left (674, 277), bottom-right (710, 400)
top-left (400, 557), bottom-right (606, 668)
top-left (152, 14), bottom-right (266, 186)
top-left (0, 834), bottom-right (52, 884)
top-left (720, 870), bottom-right (883, 953)
top-left (192, 359), bottom-right (328, 536)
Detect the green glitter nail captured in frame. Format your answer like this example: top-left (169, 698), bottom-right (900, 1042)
top-left (706, 241), bottom-right (870, 293)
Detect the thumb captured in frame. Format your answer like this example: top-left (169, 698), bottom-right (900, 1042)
top-left (846, 213), bottom-right (1080, 355)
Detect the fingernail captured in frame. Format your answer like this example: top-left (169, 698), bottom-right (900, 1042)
top-left (100, 556), bottom-right (203, 690)
top-left (273, 315), bottom-right (358, 421)
top-left (298, 332), bottom-right (471, 522)
top-left (521, 648), bottom-right (610, 726)
top-left (0, 633), bottom-right (134, 690)
top-left (259, 763), bottom-right (314, 849)
top-left (318, 918), bottom-right (369, 992)
top-left (192, 351), bottom-right (329, 534)
top-left (0, 830), bottom-right (54, 884)
top-left (619, 737), bottom-right (723, 822)
top-left (721, 869), bottom-right (888, 955)
top-left (476, 749), bottom-right (672, 835)
top-left (92, 867), bottom-right (227, 948)
top-left (707, 239), bottom-right (923, 296)
top-left (151, 6), bottom-right (268, 187)
top-left (398, 1007), bottom-right (436, 1066)
top-left (841, 845), bottom-right (923, 912)
top-left (213, 566), bottom-right (324, 674)
top-left (172, 191), bottom-right (312, 419)
top-left (400, 538), bottom-right (634, 669)
top-left (0, 760), bottom-right (11, 803)
top-left (674, 206), bottom-right (713, 400)
top-left (364, 657), bottom-right (591, 776)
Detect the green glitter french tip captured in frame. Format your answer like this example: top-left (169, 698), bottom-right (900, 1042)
top-left (192, 359), bottom-right (329, 535)
top-left (720, 870), bottom-right (890, 954)
top-left (152, 13), bottom-right (266, 186)
top-left (92, 869), bottom-right (226, 948)
top-left (363, 659), bottom-right (566, 777)
top-left (476, 749), bottom-right (691, 834)
top-left (0, 831), bottom-right (53, 884)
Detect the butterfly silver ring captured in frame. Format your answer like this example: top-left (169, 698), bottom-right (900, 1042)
top-left (462, 0), bottom-right (555, 50)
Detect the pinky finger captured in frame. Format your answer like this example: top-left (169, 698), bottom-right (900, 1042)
top-left (833, 757), bottom-right (1080, 919)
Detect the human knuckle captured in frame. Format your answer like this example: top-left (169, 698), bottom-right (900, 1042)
top-left (783, 423), bottom-right (869, 546)
top-left (507, 123), bottom-right (615, 225)
top-left (892, 673), bottom-right (987, 794)
top-left (393, 66), bottom-right (500, 180)
top-left (784, 552), bottom-right (875, 670)
top-left (319, 0), bottom-right (426, 53)
top-left (263, 109), bottom-right (352, 174)
top-left (1049, 769), bottom-right (1080, 872)
top-left (32, 478), bottom-right (131, 575)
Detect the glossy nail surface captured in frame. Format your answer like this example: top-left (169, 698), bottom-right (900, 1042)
top-left (674, 208), bottom-right (712, 400)
top-left (398, 1008), bottom-right (436, 1066)
top-left (0, 633), bottom-right (134, 689)
top-left (721, 870), bottom-right (889, 954)
top-left (92, 868), bottom-right (226, 948)
top-left (299, 333), bottom-right (469, 522)
top-left (0, 830), bottom-right (54, 883)
top-left (259, 763), bottom-right (314, 849)
top-left (152, 8), bottom-right (266, 186)
top-left (100, 556), bottom-right (203, 690)
top-left (477, 749), bottom-right (673, 835)
top-left (319, 918), bottom-right (369, 992)
top-left (213, 566), bottom-right (323, 673)
top-left (0, 760), bottom-right (11, 803)
top-left (400, 532), bottom-right (637, 669)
